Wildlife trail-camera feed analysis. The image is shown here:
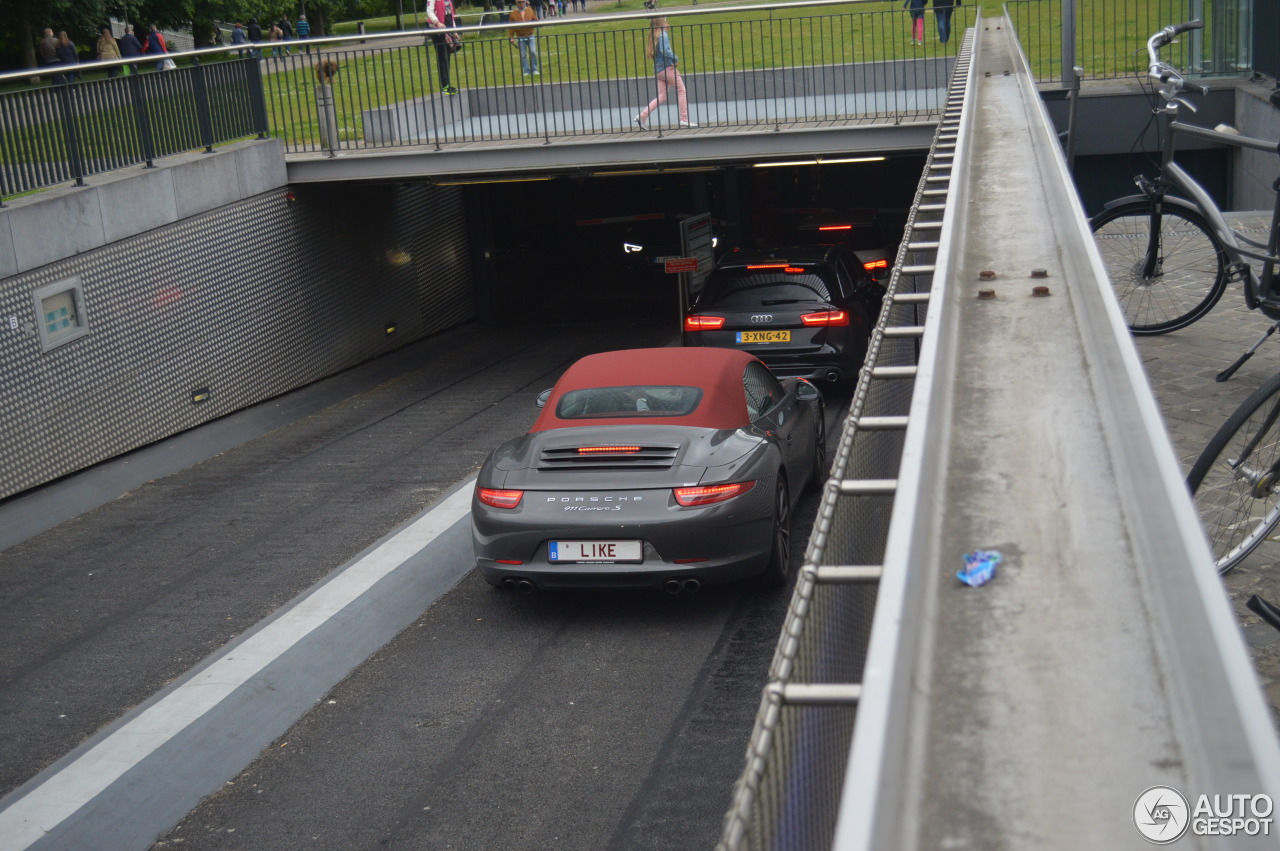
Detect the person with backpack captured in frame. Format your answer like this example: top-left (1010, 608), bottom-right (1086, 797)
top-left (904, 0), bottom-right (926, 46)
top-left (427, 0), bottom-right (460, 95)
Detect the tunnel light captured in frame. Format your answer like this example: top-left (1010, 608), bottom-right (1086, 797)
top-left (434, 176), bottom-right (554, 186)
top-left (752, 156), bottom-right (887, 168)
top-left (623, 243), bottom-right (644, 253)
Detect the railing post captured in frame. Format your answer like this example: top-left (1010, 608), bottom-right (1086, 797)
top-left (191, 58), bottom-right (216, 153)
top-left (127, 72), bottom-right (157, 168)
top-left (55, 80), bottom-right (87, 187)
top-left (246, 57), bottom-right (269, 139)
top-left (1064, 65), bottom-right (1083, 175)
top-left (1059, 0), bottom-right (1076, 86)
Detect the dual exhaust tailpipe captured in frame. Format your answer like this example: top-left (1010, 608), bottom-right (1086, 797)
top-left (663, 577), bottom-right (703, 595)
top-left (501, 577), bottom-right (536, 594)
top-left (501, 576), bottom-right (703, 595)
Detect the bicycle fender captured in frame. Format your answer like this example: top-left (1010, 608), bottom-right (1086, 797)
top-left (1098, 194), bottom-right (1204, 216)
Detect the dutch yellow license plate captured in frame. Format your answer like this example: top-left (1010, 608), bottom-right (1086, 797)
top-left (737, 330), bottom-right (791, 344)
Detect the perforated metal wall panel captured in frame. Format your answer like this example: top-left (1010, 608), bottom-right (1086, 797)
top-left (0, 182), bottom-right (474, 499)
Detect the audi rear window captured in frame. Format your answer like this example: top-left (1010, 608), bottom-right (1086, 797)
top-left (555, 385), bottom-right (704, 419)
top-left (700, 272), bottom-right (832, 308)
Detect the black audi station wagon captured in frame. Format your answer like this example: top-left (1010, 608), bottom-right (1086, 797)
top-left (682, 245), bottom-right (885, 386)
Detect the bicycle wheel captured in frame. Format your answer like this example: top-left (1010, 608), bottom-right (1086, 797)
top-left (1090, 201), bottom-right (1227, 335)
top-left (1187, 372), bottom-right (1280, 574)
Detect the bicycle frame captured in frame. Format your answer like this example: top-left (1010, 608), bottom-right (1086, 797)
top-left (1126, 20), bottom-right (1280, 315)
top-left (1157, 116), bottom-right (1280, 312)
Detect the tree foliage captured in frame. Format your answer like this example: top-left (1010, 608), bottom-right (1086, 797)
top-left (1, 0), bottom-right (351, 70)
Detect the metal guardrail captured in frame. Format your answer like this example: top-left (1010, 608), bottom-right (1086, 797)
top-left (1006, 0), bottom-right (1257, 85)
top-left (272, 2), bottom-right (973, 155)
top-left (0, 58), bottom-right (266, 202)
top-left (715, 23), bottom-right (975, 850)
top-left (0, 0), bottom-right (974, 200)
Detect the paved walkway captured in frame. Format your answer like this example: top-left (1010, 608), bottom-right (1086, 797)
top-left (1136, 212), bottom-right (1280, 721)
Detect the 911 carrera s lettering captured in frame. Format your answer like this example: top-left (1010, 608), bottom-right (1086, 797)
top-left (563, 505), bottom-right (622, 511)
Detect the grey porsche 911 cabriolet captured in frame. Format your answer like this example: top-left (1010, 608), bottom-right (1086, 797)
top-left (471, 347), bottom-right (826, 593)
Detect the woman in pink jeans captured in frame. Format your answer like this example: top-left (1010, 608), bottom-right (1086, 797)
top-left (635, 17), bottom-right (697, 130)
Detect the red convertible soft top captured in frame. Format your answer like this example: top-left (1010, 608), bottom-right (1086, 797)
top-left (529, 347), bottom-right (758, 432)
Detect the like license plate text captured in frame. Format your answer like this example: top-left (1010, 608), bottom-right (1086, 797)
top-left (549, 540), bottom-right (643, 562)
top-left (737, 330), bottom-right (790, 344)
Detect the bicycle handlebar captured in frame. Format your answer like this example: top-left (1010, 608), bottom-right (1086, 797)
top-left (1147, 20), bottom-right (1205, 96)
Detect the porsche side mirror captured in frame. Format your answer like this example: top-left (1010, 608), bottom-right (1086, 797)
top-left (796, 380), bottom-right (821, 403)
top-left (535, 389), bottom-right (552, 408)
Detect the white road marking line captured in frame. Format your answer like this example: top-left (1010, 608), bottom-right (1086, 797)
top-left (0, 484), bottom-right (474, 850)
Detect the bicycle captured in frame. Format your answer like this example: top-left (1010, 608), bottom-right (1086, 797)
top-left (1188, 370), bottom-right (1280, 572)
top-left (1090, 20), bottom-right (1280, 381)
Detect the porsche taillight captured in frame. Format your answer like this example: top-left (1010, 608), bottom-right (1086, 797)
top-left (863, 259), bottom-right (889, 272)
top-left (673, 481), bottom-right (756, 506)
top-left (800, 310), bottom-right (850, 327)
top-left (684, 315), bottom-right (726, 331)
top-left (477, 487), bottom-right (524, 509)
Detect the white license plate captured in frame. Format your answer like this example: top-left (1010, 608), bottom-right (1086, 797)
top-left (549, 540), bottom-right (643, 562)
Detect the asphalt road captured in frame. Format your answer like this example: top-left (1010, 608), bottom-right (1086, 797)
top-left (0, 313), bottom-right (846, 850)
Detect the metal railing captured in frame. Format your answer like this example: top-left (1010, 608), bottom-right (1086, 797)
top-left (273, 2), bottom-right (972, 155)
top-left (1006, 0), bottom-right (1257, 85)
top-left (716, 24), bottom-right (974, 850)
top-left (0, 0), bottom-right (973, 201)
top-left (0, 57), bottom-right (266, 202)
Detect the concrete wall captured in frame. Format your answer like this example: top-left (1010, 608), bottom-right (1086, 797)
top-left (0, 140), bottom-right (287, 279)
top-left (1234, 79), bottom-right (1280, 213)
top-left (0, 149), bottom-right (475, 499)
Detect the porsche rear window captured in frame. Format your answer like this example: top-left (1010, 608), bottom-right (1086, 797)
top-left (700, 272), bottom-right (832, 307)
top-left (555, 386), bottom-right (703, 419)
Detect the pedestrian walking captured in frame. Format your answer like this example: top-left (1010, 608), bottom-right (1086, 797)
top-left (38, 27), bottom-right (60, 79)
top-left (267, 20), bottom-right (283, 59)
top-left (295, 15), bottom-right (312, 54)
top-left (279, 15), bottom-right (294, 54)
top-left (509, 0), bottom-right (539, 76)
top-left (230, 21), bottom-right (248, 54)
top-left (142, 24), bottom-right (169, 70)
top-left (96, 25), bottom-right (122, 77)
top-left (427, 0), bottom-right (460, 94)
top-left (931, 0), bottom-right (959, 45)
top-left (247, 17), bottom-right (263, 59)
top-left (904, 0), bottom-right (926, 46)
top-left (635, 17), bottom-right (695, 130)
top-left (119, 24), bottom-right (142, 74)
top-left (55, 31), bottom-right (80, 81)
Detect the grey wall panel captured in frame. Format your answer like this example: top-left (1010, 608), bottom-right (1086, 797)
top-left (0, 182), bottom-right (474, 499)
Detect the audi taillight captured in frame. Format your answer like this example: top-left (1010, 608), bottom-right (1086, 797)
top-left (800, 310), bottom-right (850, 327)
top-left (477, 487), bottom-right (524, 509)
top-left (684, 315), bottom-right (726, 331)
top-left (673, 481), bottom-right (756, 506)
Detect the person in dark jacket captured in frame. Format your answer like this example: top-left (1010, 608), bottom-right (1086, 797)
top-left (904, 0), bottom-right (926, 45)
top-left (54, 31), bottom-right (79, 82)
top-left (931, 0), bottom-right (959, 45)
top-left (119, 24), bottom-right (142, 74)
top-left (246, 17), bottom-right (263, 59)
top-left (278, 15), bottom-right (294, 54)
